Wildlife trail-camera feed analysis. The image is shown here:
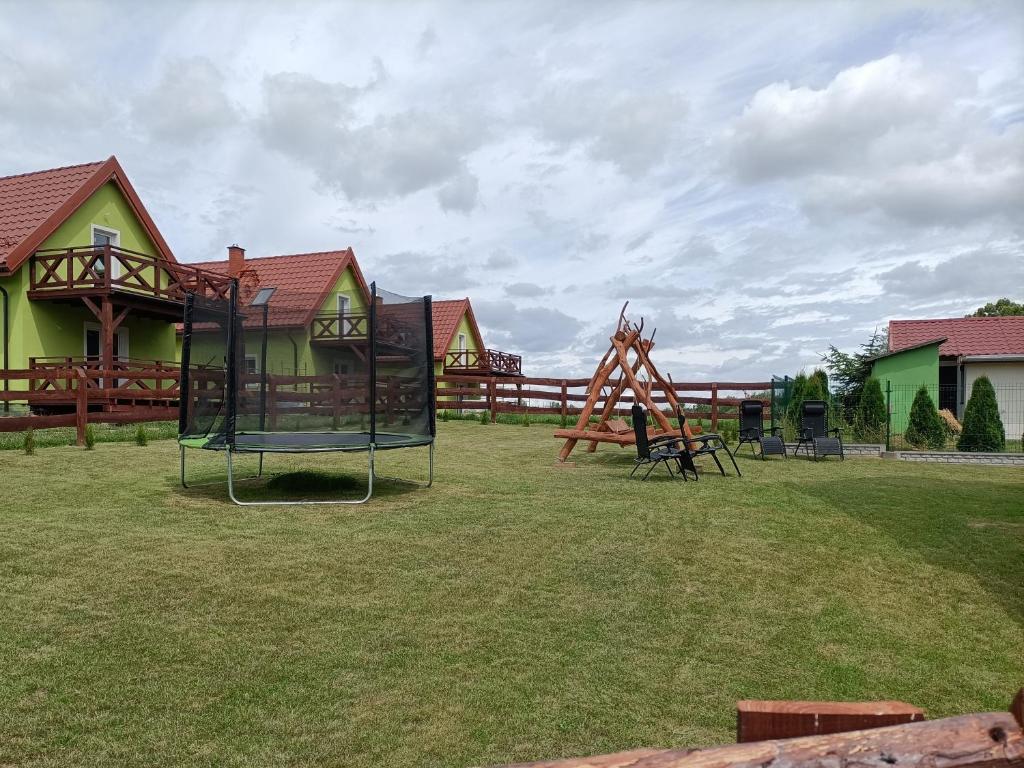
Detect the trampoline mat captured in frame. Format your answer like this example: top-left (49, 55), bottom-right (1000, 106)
top-left (180, 431), bottom-right (433, 453)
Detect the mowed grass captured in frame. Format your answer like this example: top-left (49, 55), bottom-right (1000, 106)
top-left (1, 422), bottom-right (1022, 767)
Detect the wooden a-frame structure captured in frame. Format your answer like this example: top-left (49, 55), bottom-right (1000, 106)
top-left (554, 303), bottom-right (695, 463)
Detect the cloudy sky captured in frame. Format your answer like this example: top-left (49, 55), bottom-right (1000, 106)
top-left (1, 1), bottom-right (1021, 378)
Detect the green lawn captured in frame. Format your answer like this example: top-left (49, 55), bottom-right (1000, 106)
top-left (1, 422), bottom-right (1022, 767)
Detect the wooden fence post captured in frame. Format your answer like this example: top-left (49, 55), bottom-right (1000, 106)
top-left (710, 382), bottom-right (719, 432)
top-left (268, 376), bottom-right (278, 431)
top-left (75, 367), bottom-right (88, 445)
top-left (489, 378), bottom-right (497, 423)
top-left (561, 380), bottom-right (568, 422)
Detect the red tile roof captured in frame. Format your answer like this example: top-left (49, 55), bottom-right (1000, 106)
top-left (431, 298), bottom-right (485, 360)
top-left (189, 248), bottom-right (368, 328)
top-left (889, 317), bottom-right (1024, 357)
top-left (0, 156), bottom-right (176, 271)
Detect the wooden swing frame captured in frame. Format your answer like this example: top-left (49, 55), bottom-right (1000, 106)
top-left (554, 303), bottom-right (695, 463)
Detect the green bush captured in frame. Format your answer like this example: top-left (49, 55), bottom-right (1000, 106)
top-left (904, 386), bottom-right (945, 449)
top-left (717, 420), bottom-right (738, 445)
top-left (809, 368), bottom-right (829, 400)
top-left (855, 377), bottom-right (886, 441)
top-left (23, 428), bottom-right (35, 456)
top-left (958, 376), bottom-right (1005, 452)
top-left (521, 412), bottom-right (531, 427)
top-left (440, 410), bottom-right (450, 422)
top-left (478, 410), bottom-right (489, 425)
top-left (135, 424), bottom-right (148, 447)
top-left (84, 425), bottom-right (96, 450)
top-left (785, 373), bottom-right (808, 430)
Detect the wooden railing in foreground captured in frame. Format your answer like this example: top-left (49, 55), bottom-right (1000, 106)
top-left (489, 689), bottom-right (1024, 768)
top-left (436, 375), bottom-right (774, 429)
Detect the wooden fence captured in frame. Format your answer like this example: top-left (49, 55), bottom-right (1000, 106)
top-left (436, 374), bottom-right (774, 430)
top-left (0, 368), bottom-right (776, 443)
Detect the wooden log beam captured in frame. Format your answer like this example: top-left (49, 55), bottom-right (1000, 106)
top-left (491, 709), bottom-right (1024, 768)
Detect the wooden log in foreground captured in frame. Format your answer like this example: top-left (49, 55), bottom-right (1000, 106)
top-left (489, 706), bottom-right (1024, 768)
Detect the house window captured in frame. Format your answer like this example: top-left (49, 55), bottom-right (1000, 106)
top-left (244, 354), bottom-right (259, 390)
top-left (337, 293), bottom-right (352, 336)
top-left (91, 225), bottom-right (121, 279)
top-left (333, 360), bottom-right (350, 376)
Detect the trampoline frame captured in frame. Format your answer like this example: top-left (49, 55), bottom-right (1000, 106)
top-left (177, 281), bottom-right (437, 506)
top-left (178, 441), bottom-right (434, 505)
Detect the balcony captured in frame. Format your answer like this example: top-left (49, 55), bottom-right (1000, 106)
top-left (28, 245), bottom-right (233, 315)
top-left (310, 312), bottom-right (368, 343)
top-left (445, 349), bottom-right (522, 376)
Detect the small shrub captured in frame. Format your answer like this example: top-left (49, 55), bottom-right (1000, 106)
top-left (717, 420), bottom-right (738, 444)
top-left (522, 412), bottom-right (531, 427)
top-left (478, 410), bottom-right (489, 425)
top-left (904, 386), bottom-right (946, 449)
top-left (559, 412), bottom-right (568, 428)
top-left (785, 373), bottom-right (808, 428)
top-left (440, 409), bottom-right (450, 422)
top-left (135, 424), bottom-right (148, 446)
top-left (855, 377), bottom-right (886, 442)
top-left (23, 428), bottom-right (35, 455)
top-left (84, 425), bottom-right (96, 450)
top-left (809, 368), bottom-right (829, 400)
top-left (958, 376), bottom-right (1005, 452)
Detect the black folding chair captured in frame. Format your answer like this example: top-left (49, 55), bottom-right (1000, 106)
top-left (792, 400), bottom-right (844, 460)
top-left (737, 399), bottom-right (787, 460)
top-left (676, 408), bottom-right (741, 478)
top-left (630, 404), bottom-right (689, 480)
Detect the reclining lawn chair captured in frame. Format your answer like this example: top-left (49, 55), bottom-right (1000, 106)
top-left (793, 400), bottom-right (844, 460)
top-left (676, 408), bottom-right (741, 478)
top-left (629, 404), bottom-right (692, 480)
top-left (737, 399), bottom-right (787, 460)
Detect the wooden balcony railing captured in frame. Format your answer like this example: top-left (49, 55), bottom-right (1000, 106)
top-left (445, 348), bottom-right (522, 376)
top-left (310, 312), bottom-right (368, 342)
top-left (29, 245), bottom-right (233, 303)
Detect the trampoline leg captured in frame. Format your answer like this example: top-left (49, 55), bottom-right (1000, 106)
top-left (371, 442), bottom-right (434, 489)
top-left (226, 447), bottom-right (374, 506)
top-left (180, 444), bottom-right (188, 488)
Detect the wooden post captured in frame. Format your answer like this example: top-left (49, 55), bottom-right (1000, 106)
top-left (710, 382), bottom-right (719, 432)
top-left (101, 297), bottom-right (114, 389)
top-left (75, 367), bottom-right (88, 446)
top-left (560, 380), bottom-right (567, 422)
top-left (268, 376), bottom-right (278, 431)
top-left (489, 377), bottom-right (497, 423)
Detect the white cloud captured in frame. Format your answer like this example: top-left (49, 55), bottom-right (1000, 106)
top-left (133, 57), bottom-right (237, 143)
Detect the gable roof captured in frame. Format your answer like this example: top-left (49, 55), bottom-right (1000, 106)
top-left (431, 298), bottom-right (486, 360)
top-left (0, 156), bottom-right (176, 272)
top-left (189, 248), bottom-right (369, 328)
top-left (889, 317), bottom-right (1024, 357)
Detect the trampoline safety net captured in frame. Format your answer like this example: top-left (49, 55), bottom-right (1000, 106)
top-left (178, 280), bottom-right (436, 453)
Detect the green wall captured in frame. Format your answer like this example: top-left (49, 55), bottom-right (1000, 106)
top-left (871, 342), bottom-right (941, 432)
top-left (1, 181), bottom-right (176, 390)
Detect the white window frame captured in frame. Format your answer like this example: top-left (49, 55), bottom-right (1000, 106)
top-left (91, 224), bottom-right (122, 279)
top-left (243, 354), bottom-right (261, 390)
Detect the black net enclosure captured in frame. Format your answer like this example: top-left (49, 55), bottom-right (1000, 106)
top-left (178, 279), bottom-right (436, 505)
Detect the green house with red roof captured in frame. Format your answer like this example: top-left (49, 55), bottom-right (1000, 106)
top-left (871, 316), bottom-right (1024, 435)
top-left (181, 247), bottom-right (521, 382)
top-left (0, 157), bottom-right (228, 406)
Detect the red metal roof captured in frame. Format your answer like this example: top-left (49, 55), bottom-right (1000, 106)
top-left (889, 317), bottom-right (1024, 357)
top-left (0, 156), bottom-right (177, 272)
top-left (190, 248), bottom-right (368, 328)
top-left (431, 298), bottom-right (485, 360)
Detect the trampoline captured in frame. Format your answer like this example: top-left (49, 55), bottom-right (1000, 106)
top-left (178, 279), bottom-right (436, 505)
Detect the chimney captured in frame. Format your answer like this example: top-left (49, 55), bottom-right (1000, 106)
top-left (227, 244), bottom-right (245, 276)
